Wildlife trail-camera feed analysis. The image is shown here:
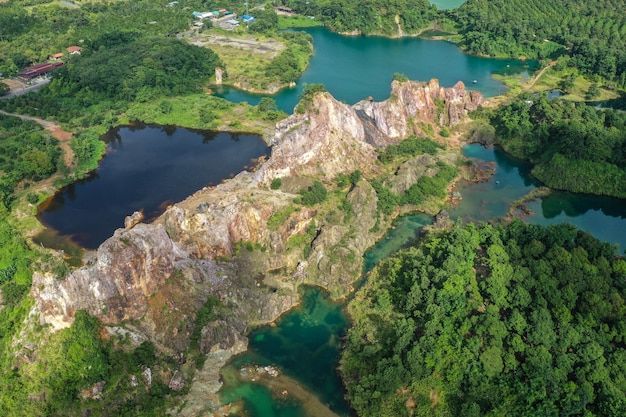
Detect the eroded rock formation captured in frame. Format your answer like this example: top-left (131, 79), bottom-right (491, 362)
top-left (30, 79), bottom-right (482, 415)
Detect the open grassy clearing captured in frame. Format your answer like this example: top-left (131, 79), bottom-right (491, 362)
top-left (493, 65), bottom-right (621, 102)
top-left (277, 15), bottom-right (322, 29)
top-left (186, 31), bottom-right (287, 93)
top-left (123, 94), bottom-right (282, 137)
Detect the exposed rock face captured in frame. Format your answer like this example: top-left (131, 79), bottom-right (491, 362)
top-left (254, 79), bottom-right (481, 186)
top-left (199, 320), bottom-right (247, 353)
top-left (124, 210), bottom-right (144, 229)
top-left (80, 381), bottom-right (106, 400)
top-left (352, 79), bottom-right (483, 145)
top-left (33, 78), bottom-right (482, 330)
top-left (169, 371), bottom-right (186, 392)
top-left (255, 93), bottom-right (378, 184)
top-left (30, 78), bottom-right (481, 413)
top-left (32, 224), bottom-right (184, 329)
top-left (307, 180), bottom-right (379, 292)
top-left (389, 154), bottom-right (439, 195)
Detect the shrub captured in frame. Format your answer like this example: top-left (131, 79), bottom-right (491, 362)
top-left (298, 180), bottom-right (328, 206)
top-left (270, 177), bottom-right (282, 190)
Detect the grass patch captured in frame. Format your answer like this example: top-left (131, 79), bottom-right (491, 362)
top-left (494, 65), bottom-right (621, 102)
top-left (278, 15), bottom-right (322, 29)
top-left (124, 94), bottom-right (278, 134)
top-left (268, 205), bottom-right (297, 231)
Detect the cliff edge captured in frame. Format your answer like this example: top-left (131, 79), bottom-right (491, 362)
top-left (29, 79), bottom-right (482, 415)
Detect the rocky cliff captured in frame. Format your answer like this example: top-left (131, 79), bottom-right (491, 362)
top-left (255, 79), bottom-right (482, 184)
top-left (30, 79), bottom-right (482, 415)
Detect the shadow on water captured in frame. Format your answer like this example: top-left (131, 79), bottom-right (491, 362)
top-left (450, 144), bottom-right (626, 252)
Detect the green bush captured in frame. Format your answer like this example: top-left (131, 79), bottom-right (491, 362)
top-left (268, 205), bottom-right (296, 230)
top-left (295, 83), bottom-right (327, 114)
top-left (298, 180), bottom-right (328, 206)
top-left (370, 179), bottom-right (399, 215)
top-left (270, 177), bottom-right (282, 190)
top-left (392, 72), bottom-right (409, 82)
top-left (378, 136), bottom-right (442, 163)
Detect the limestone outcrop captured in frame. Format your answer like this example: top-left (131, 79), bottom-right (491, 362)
top-left (352, 79), bottom-right (483, 145)
top-left (253, 79), bottom-right (481, 186)
top-left (30, 79), bottom-right (482, 414)
top-left (33, 77), bottom-right (482, 332)
top-left (32, 224), bottom-right (184, 329)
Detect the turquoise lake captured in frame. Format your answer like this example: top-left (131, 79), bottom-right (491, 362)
top-left (429, 0), bottom-right (467, 10)
top-left (215, 27), bottom-right (535, 112)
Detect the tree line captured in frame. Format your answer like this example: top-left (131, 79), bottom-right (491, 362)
top-left (450, 0), bottom-right (626, 85)
top-left (486, 95), bottom-right (626, 198)
top-left (276, 0), bottom-right (436, 35)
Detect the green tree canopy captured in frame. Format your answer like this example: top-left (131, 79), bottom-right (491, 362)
top-left (343, 221), bottom-right (626, 416)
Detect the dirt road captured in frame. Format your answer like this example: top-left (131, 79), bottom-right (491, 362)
top-left (0, 109), bottom-right (74, 167)
top-left (525, 61), bottom-right (557, 90)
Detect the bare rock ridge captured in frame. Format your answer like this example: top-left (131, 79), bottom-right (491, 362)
top-left (255, 79), bottom-right (482, 183)
top-left (33, 76), bottom-right (481, 337)
top-left (31, 79), bottom-right (481, 413)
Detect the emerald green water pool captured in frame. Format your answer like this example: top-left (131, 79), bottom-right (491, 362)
top-left (219, 287), bottom-right (352, 416)
top-left (363, 214), bottom-right (433, 273)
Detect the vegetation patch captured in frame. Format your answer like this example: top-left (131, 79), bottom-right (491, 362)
top-left (343, 221), bottom-right (626, 416)
top-left (378, 136), bottom-right (442, 164)
top-left (296, 180), bottom-right (328, 206)
top-left (488, 95), bottom-right (626, 198)
top-left (267, 205), bottom-right (297, 231)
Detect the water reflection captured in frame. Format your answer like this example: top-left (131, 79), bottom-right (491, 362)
top-left (37, 123), bottom-right (269, 250)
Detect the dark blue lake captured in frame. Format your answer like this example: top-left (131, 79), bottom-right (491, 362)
top-left (37, 124), bottom-right (269, 249)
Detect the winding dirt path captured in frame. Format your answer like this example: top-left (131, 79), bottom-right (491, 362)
top-left (525, 60), bottom-right (557, 90)
top-left (0, 109), bottom-right (74, 168)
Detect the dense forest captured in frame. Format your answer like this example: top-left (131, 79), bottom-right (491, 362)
top-left (0, 115), bottom-right (61, 208)
top-left (487, 95), bottom-right (626, 198)
top-left (1, 34), bottom-right (222, 127)
top-left (343, 221), bottom-right (626, 416)
top-left (276, 0), bottom-right (436, 35)
top-left (450, 0), bottom-right (626, 85)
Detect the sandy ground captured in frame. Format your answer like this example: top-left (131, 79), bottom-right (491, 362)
top-left (186, 32), bottom-right (285, 59)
